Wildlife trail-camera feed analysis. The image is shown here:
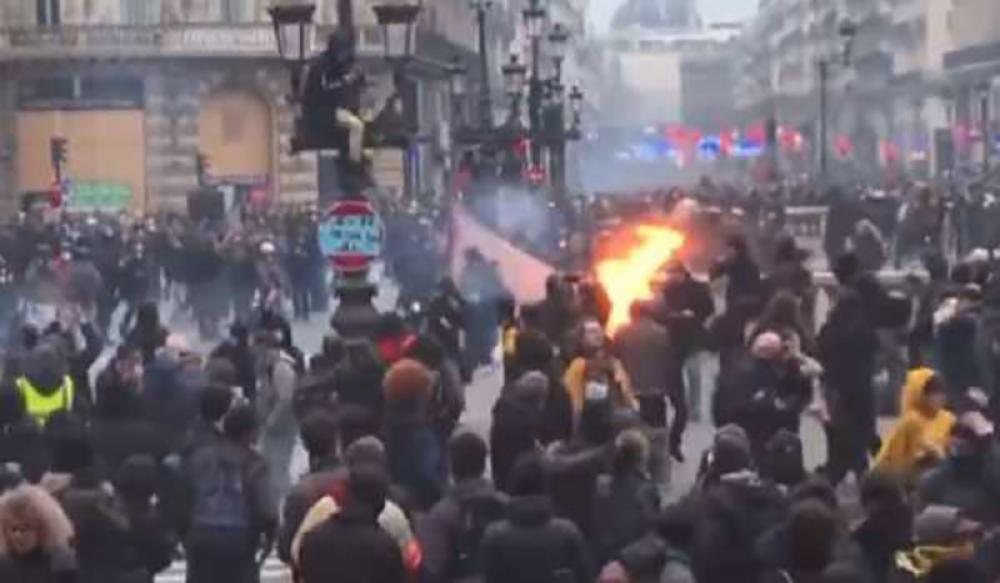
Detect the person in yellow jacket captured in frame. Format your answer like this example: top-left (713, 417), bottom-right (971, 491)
top-left (563, 318), bottom-right (637, 418)
top-left (874, 368), bottom-right (955, 482)
top-left (15, 342), bottom-right (75, 426)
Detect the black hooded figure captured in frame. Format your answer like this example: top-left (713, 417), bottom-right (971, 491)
top-left (302, 29), bottom-right (367, 188)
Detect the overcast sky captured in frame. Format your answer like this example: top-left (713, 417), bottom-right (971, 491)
top-left (588, 0), bottom-right (758, 32)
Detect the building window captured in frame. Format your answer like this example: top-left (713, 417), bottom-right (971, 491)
top-left (36, 0), bottom-right (61, 26)
top-left (220, 0), bottom-right (248, 23)
top-left (122, 0), bottom-right (161, 24)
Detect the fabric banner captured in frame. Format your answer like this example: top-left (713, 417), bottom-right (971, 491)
top-left (450, 206), bottom-right (555, 304)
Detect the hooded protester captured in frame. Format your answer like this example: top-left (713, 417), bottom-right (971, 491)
top-left (918, 412), bottom-right (997, 525)
top-left (690, 425), bottom-right (786, 583)
top-left (490, 371), bottom-right (548, 493)
top-left (818, 288), bottom-right (880, 485)
top-left (613, 301), bottom-right (686, 478)
top-left (15, 339), bottom-right (75, 427)
top-left (851, 471), bottom-right (913, 583)
top-left (590, 429), bottom-right (660, 567)
top-left (183, 405), bottom-right (276, 583)
top-left (0, 484), bottom-right (77, 583)
top-left (480, 453), bottom-right (593, 583)
top-left (123, 302), bottom-right (168, 365)
top-left (875, 370), bottom-right (955, 482)
top-left (418, 430), bottom-right (508, 583)
top-left (381, 359), bottom-right (444, 510)
top-left (298, 464), bottom-right (407, 583)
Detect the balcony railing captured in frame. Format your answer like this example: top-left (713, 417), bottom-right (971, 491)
top-left (0, 23), bottom-right (383, 61)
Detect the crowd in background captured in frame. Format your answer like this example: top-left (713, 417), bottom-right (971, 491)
top-left (3, 178), bottom-right (1000, 583)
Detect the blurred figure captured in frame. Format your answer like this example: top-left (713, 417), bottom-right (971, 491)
top-left (183, 405), bottom-right (276, 583)
top-left (613, 301), bottom-right (686, 486)
top-left (480, 453), bottom-right (593, 583)
top-left (659, 259), bottom-right (715, 422)
top-left (381, 359), bottom-right (443, 510)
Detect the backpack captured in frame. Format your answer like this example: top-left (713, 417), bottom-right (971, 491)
top-left (447, 492), bottom-right (506, 582)
top-left (190, 447), bottom-right (251, 530)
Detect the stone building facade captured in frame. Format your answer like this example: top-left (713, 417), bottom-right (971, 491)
top-left (0, 0), bottom-right (479, 213)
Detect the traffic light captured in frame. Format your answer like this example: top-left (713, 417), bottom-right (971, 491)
top-left (195, 152), bottom-right (210, 185)
top-left (50, 137), bottom-right (68, 180)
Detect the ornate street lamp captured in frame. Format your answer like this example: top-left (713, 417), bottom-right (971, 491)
top-left (502, 54), bottom-right (527, 99)
top-left (569, 84), bottom-right (583, 129)
top-left (522, 0), bottom-right (547, 41)
top-left (267, 2), bottom-right (316, 97)
top-left (372, 1), bottom-right (422, 61)
top-left (449, 56), bottom-right (467, 124)
top-left (548, 22), bottom-right (569, 77)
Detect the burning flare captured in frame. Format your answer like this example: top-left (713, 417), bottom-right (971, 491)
top-left (596, 223), bottom-right (686, 334)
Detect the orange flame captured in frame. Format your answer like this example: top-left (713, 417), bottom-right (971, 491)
top-left (596, 223), bottom-right (685, 334)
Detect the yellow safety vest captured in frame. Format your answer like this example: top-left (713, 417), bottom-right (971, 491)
top-left (15, 375), bottom-right (75, 426)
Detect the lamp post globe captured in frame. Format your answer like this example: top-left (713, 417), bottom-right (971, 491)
top-left (502, 53), bottom-right (528, 99)
top-left (372, 1), bottom-right (422, 61)
top-left (268, 2), bottom-right (316, 79)
top-left (548, 22), bottom-right (570, 72)
top-left (522, 0), bottom-right (547, 41)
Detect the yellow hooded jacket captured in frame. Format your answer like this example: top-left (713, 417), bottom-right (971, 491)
top-left (874, 367), bottom-right (955, 478)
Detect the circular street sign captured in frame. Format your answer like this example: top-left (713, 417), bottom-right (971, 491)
top-left (318, 199), bottom-right (384, 272)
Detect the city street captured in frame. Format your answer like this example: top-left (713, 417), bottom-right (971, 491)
top-left (153, 279), bottom-right (844, 583)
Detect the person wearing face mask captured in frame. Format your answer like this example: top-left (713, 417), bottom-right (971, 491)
top-left (0, 484), bottom-right (77, 583)
top-left (564, 319), bottom-right (637, 422)
top-left (918, 412), bottom-right (996, 525)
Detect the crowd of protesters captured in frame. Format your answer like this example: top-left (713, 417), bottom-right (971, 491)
top-left (4, 180), bottom-right (1000, 583)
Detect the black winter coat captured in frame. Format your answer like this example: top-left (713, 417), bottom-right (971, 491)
top-left (416, 477), bottom-right (508, 583)
top-left (298, 504), bottom-right (406, 583)
top-left (480, 495), bottom-right (593, 583)
top-left (0, 548), bottom-right (77, 583)
top-left (490, 397), bottom-right (542, 493)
